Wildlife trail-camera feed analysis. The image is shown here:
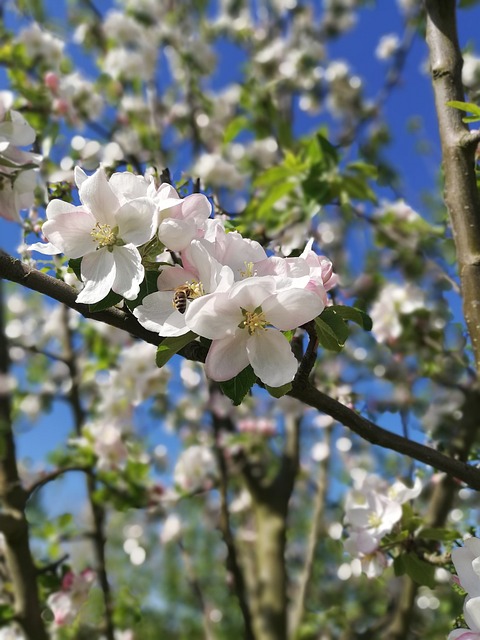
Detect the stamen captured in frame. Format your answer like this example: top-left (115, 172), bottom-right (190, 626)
top-left (91, 222), bottom-right (117, 248)
top-left (239, 307), bottom-right (267, 335)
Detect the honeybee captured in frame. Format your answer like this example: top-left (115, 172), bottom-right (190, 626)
top-left (172, 284), bottom-right (194, 314)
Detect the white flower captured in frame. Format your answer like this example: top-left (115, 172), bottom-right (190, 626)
top-left (375, 34), bottom-right (400, 61)
top-left (30, 166), bottom-right (157, 304)
top-left (160, 514), bottom-right (182, 544)
top-left (452, 537), bottom-right (480, 598)
top-left (88, 421), bottom-right (128, 471)
top-left (156, 185), bottom-right (212, 252)
top-left (185, 275), bottom-right (324, 387)
top-left (174, 445), bottom-right (218, 493)
top-left (370, 282), bottom-right (426, 343)
top-left (47, 569), bottom-right (96, 627)
top-left (134, 239), bottom-right (234, 337)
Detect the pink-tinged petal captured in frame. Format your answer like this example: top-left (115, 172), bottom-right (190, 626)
top-left (185, 240), bottom-right (226, 293)
top-left (28, 241), bottom-right (62, 255)
top-left (78, 167), bottom-right (119, 226)
top-left (158, 265), bottom-right (197, 290)
top-left (185, 292), bottom-right (241, 339)
top-left (447, 631), bottom-right (480, 640)
top-left (134, 291), bottom-right (190, 337)
top-left (205, 333), bottom-right (250, 382)
top-left (246, 329), bottom-right (297, 387)
top-left (42, 211), bottom-right (98, 258)
top-left (158, 218), bottom-right (197, 251)
top-left (77, 249), bottom-right (115, 304)
top-left (116, 197), bottom-right (157, 246)
top-left (228, 276), bottom-right (277, 309)
top-left (453, 542), bottom-right (480, 596)
top-left (181, 193), bottom-right (212, 223)
top-left (46, 199), bottom-right (83, 221)
top-left (262, 288), bottom-right (325, 330)
top-left (111, 244), bottom-right (144, 300)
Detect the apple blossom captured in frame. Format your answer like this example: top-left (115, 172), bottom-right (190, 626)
top-left (30, 166), bottom-right (158, 304)
top-left (185, 275), bottom-right (325, 387)
top-left (47, 569), bottom-right (96, 627)
top-left (134, 239), bottom-right (234, 336)
top-left (173, 445), bottom-right (218, 493)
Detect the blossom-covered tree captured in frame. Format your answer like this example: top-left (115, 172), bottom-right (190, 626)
top-left (0, 1), bottom-right (480, 639)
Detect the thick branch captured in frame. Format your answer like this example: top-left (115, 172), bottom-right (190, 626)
top-left (425, 0), bottom-right (480, 371)
top-left (289, 381), bottom-right (480, 490)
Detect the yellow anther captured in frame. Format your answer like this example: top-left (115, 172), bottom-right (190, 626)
top-left (240, 309), bottom-right (267, 335)
top-left (91, 222), bottom-right (117, 248)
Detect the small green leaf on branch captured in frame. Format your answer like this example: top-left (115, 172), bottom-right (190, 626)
top-left (265, 381), bottom-right (292, 398)
top-left (156, 332), bottom-right (197, 368)
top-left (219, 365), bottom-right (257, 406)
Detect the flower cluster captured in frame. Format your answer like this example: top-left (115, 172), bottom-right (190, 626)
top-left (47, 569), bottom-right (96, 627)
top-left (343, 472), bottom-right (422, 577)
top-left (448, 537), bottom-right (480, 639)
top-left (31, 165), bottom-right (336, 388)
top-left (0, 91), bottom-right (41, 222)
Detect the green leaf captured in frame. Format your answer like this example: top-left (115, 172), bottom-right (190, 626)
top-left (156, 332), bottom-right (197, 368)
top-left (403, 553), bottom-right (436, 588)
top-left (318, 308), bottom-right (350, 344)
top-left (265, 381), bottom-right (292, 398)
top-left (329, 305), bottom-right (373, 331)
top-left (446, 100), bottom-right (480, 116)
top-left (314, 317), bottom-right (344, 352)
top-left (223, 115), bottom-right (250, 144)
top-left (68, 257), bottom-right (82, 281)
top-left (88, 290), bottom-right (123, 312)
top-left (418, 527), bottom-right (461, 542)
top-left (257, 180), bottom-right (297, 217)
top-left (393, 555), bottom-right (406, 577)
top-left (219, 365), bottom-right (257, 406)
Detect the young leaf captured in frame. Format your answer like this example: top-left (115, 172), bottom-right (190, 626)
top-left (403, 553), bottom-right (436, 588)
top-left (68, 257), bottom-right (82, 281)
top-left (219, 365), bottom-right (257, 406)
top-left (314, 317), bottom-right (344, 352)
top-left (265, 381), bottom-right (292, 398)
top-left (89, 290), bottom-right (123, 312)
top-left (156, 332), bottom-right (197, 368)
top-left (329, 305), bottom-right (373, 331)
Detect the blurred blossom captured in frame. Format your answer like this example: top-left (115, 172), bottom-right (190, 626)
top-left (18, 395), bottom-right (42, 421)
top-left (238, 418), bottom-right (276, 436)
top-left (193, 152), bottom-right (246, 190)
top-left (375, 199), bottom-right (422, 222)
top-left (462, 53), bottom-right (480, 90)
top-left (16, 23), bottom-right (64, 68)
top-left (375, 34), bottom-right (401, 61)
top-left (84, 421), bottom-right (128, 471)
top-left (370, 282), bottom-right (426, 343)
top-left (47, 569), bottom-right (96, 627)
top-left (160, 514), bottom-right (182, 544)
top-left (311, 441), bottom-right (330, 461)
top-left (174, 445), bottom-right (218, 493)
top-left (0, 627), bottom-right (24, 640)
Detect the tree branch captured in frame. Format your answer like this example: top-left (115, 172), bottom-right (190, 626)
top-left (425, 0), bottom-right (480, 372)
top-left (289, 381), bottom-right (480, 490)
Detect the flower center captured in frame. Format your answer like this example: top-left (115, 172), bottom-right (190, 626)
top-left (240, 261), bottom-right (257, 278)
top-left (91, 222), bottom-right (118, 248)
top-left (367, 513), bottom-right (382, 529)
top-left (239, 307), bottom-right (267, 335)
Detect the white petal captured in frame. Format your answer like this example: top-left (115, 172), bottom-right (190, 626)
top-left (78, 166), bottom-right (119, 226)
top-left (27, 241), bottom-right (62, 255)
top-left (465, 596), bottom-right (480, 632)
top-left (111, 244), bottom-right (144, 300)
top-left (42, 211), bottom-right (98, 258)
top-left (77, 249), bottom-right (116, 304)
top-left (116, 197), bottom-right (157, 246)
top-left (74, 166), bottom-right (88, 189)
top-left (246, 329), bottom-right (297, 387)
top-left (134, 291), bottom-right (190, 337)
top-left (185, 292), bottom-right (241, 339)
top-left (181, 193), bottom-right (212, 223)
top-left (45, 199), bottom-right (82, 221)
top-left (109, 171), bottom-right (148, 200)
top-left (205, 333), bottom-right (250, 381)
top-left (263, 288), bottom-right (325, 330)
top-left (158, 218), bottom-right (196, 251)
